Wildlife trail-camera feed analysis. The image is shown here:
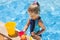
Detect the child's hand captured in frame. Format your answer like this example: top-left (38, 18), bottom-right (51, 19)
top-left (23, 29), bottom-right (26, 32)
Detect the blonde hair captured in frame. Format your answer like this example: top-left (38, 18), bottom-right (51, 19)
top-left (28, 2), bottom-right (40, 14)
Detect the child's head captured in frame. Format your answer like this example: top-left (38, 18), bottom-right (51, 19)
top-left (28, 2), bottom-right (40, 19)
top-left (28, 2), bottom-right (40, 14)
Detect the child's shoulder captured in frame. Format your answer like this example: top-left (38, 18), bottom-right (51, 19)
top-left (38, 16), bottom-right (41, 18)
top-left (38, 16), bottom-right (41, 20)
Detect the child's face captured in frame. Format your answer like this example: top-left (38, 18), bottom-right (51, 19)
top-left (28, 12), bottom-right (39, 20)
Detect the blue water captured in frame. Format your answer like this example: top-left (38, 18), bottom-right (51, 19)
top-left (0, 0), bottom-right (60, 40)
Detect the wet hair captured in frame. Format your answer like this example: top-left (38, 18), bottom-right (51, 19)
top-left (36, 2), bottom-right (40, 6)
top-left (28, 2), bottom-right (40, 14)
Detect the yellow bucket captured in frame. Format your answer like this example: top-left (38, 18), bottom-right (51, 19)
top-left (5, 22), bottom-right (16, 37)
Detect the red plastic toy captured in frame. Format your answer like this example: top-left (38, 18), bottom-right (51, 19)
top-left (18, 31), bottom-right (25, 37)
top-left (18, 31), bottom-right (27, 40)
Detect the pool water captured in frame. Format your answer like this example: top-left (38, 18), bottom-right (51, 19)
top-left (0, 0), bottom-right (60, 40)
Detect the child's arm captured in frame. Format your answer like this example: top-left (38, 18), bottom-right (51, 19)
top-left (37, 20), bottom-right (46, 35)
top-left (23, 19), bottom-right (30, 32)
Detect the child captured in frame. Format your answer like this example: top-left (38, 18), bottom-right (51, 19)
top-left (23, 2), bottom-right (45, 40)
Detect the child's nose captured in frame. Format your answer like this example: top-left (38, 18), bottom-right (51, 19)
top-left (31, 14), bottom-right (34, 17)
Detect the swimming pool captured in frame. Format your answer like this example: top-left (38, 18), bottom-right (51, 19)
top-left (0, 0), bottom-right (60, 40)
